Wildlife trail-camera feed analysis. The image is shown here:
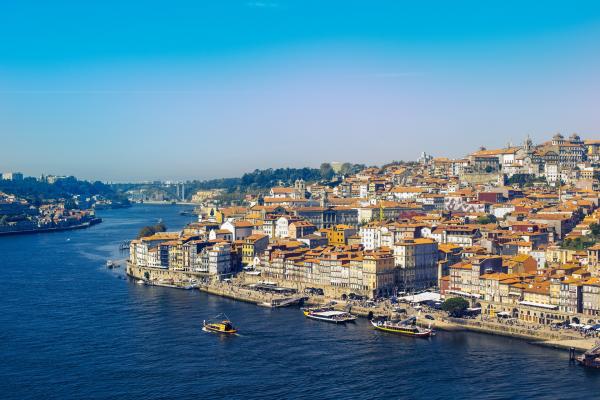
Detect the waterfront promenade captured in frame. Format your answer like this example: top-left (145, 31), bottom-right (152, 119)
top-left (188, 275), bottom-right (599, 352)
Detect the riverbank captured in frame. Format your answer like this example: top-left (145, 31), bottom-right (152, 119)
top-left (420, 317), bottom-right (598, 352)
top-left (134, 200), bottom-right (197, 206)
top-left (125, 265), bottom-right (598, 353)
top-left (0, 217), bottom-right (102, 236)
top-left (197, 277), bottom-right (598, 352)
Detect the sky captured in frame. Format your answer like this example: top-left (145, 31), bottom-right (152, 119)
top-left (1, 0), bottom-right (600, 182)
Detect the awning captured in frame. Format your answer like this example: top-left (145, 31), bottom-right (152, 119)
top-left (497, 311), bottom-right (511, 317)
top-left (446, 290), bottom-right (481, 299)
top-left (398, 292), bottom-right (442, 303)
top-left (518, 300), bottom-right (558, 310)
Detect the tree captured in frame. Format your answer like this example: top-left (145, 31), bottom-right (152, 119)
top-left (339, 162), bottom-right (353, 176)
top-left (137, 222), bottom-right (167, 239)
top-left (590, 223), bottom-right (600, 236)
top-left (476, 214), bottom-right (497, 224)
top-left (320, 163), bottom-right (335, 180)
top-left (484, 166), bottom-right (494, 173)
top-left (441, 297), bottom-right (469, 317)
top-left (143, 271), bottom-right (150, 280)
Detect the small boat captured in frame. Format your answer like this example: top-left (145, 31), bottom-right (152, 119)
top-left (136, 279), bottom-right (145, 285)
top-left (576, 343), bottom-right (600, 368)
top-left (303, 308), bottom-right (357, 323)
top-left (203, 314), bottom-right (237, 334)
top-left (106, 260), bottom-right (117, 269)
top-left (371, 316), bottom-right (433, 338)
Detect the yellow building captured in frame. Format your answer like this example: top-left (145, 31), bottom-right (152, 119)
top-left (323, 224), bottom-right (357, 246)
top-left (362, 252), bottom-right (395, 297)
top-left (241, 234), bottom-right (269, 266)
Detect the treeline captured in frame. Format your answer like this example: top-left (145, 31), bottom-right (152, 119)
top-left (186, 164), bottom-right (366, 193)
top-left (0, 176), bottom-right (127, 204)
top-left (240, 167), bottom-right (322, 188)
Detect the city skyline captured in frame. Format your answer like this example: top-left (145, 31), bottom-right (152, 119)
top-left (2, 1), bottom-right (600, 181)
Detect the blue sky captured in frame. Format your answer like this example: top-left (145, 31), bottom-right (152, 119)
top-left (1, 1), bottom-right (599, 181)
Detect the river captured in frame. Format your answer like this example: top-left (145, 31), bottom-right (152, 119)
top-left (1, 204), bottom-right (599, 399)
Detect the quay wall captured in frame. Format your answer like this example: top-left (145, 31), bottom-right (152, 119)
top-left (126, 262), bottom-right (208, 283)
top-left (422, 317), bottom-right (594, 351)
top-left (127, 264), bottom-right (596, 352)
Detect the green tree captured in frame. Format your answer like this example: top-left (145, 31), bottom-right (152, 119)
top-left (484, 166), bottom-right (494, 173)
top-left (320, 163), bottom-right (335, 180)
top-left (143, 271), bottom-right (150, 280)
top-left (339, 162), bottom-right (353, 176)
top-left (137, 222), bottom-right (167, 239)
top-left (441, 297), bottom-right (469, 317)
top-left (476, 214), bottom-right (497, 224)
top-left (590, 223), bottom-right (600, 236)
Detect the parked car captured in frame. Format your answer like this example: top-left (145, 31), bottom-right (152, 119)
top-left (424, 314), bottom-right (435, 320)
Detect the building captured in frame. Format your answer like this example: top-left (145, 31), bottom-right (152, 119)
top-left (1, 172), bottom-right (23, 181)
top-left (393, 238), bottom-right (438, 290)
top-left (241, 234), bottom-right (269, 266)
top-left (220, 219), bottom-right (253, 241)
top-left (295, 206), bottom-right (358, 229)
top-left (288, 220), bottom-right (317, 239)
top-left (582, 278), bottom-right (600, 317)
top-left (322, 224), bottom-right (357, 246)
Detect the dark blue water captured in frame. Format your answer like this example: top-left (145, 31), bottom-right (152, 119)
top-left (1, 204), bottom-right (599, 399)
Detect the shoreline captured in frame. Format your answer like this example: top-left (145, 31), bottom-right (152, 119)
top-left (126, 267), bottom-right (598, 354)
top-left (0, 218), bottom-right (102, 237)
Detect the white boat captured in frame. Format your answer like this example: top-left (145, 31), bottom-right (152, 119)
top-left (136, 279), bottom-right (145, 285)
top-left (303, 308), bottom-right (357, 323)
top-left (259, 297), bottom-right (305, 308)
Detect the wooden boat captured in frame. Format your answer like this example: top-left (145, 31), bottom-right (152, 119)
top-left (371, 316), bottom-right (433, 338)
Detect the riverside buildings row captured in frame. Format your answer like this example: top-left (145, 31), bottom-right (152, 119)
top-left (128, 133), bottom-right (600, 325)
top-left (0, 192), bottom-right (101, 234)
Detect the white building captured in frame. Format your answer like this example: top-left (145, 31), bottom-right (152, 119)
top-left (220, 219), bottom-right (253, 241)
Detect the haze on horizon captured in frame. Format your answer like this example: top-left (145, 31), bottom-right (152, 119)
top-left (1, 1), bottom-right (599, 182)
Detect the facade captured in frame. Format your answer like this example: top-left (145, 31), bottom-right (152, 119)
top-left (393, 238), bottom-right (438, 290)
top-left (295, 207), bottom-right (358, 229)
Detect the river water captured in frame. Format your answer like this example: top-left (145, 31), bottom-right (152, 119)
top-left (1, 204), bottom-right (599, 399)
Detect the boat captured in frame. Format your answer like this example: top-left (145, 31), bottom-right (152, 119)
top-left (370, 316), bottom-right (433, 338)
top-left (303, 308), bottom-right (357, 323)
top-left (576, 342), bottom-right (600, 368)
top-left (106, 260), bottom-right (117, 269)
top-left (203, 314), bottom-right (237, 334)
top-left (136, 279), bottom-right (145, 285)
top-left (259, 296), bottom-right (305, 308)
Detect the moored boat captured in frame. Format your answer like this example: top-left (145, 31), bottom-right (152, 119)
top-left (370, 316), bottom-right (433, 338)
top-left (576, 343), bottom-right (600, 368)
top-left (106, 260), bottom-right (117, 269)
top-left (303, 308), bottom-right (357, 323)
